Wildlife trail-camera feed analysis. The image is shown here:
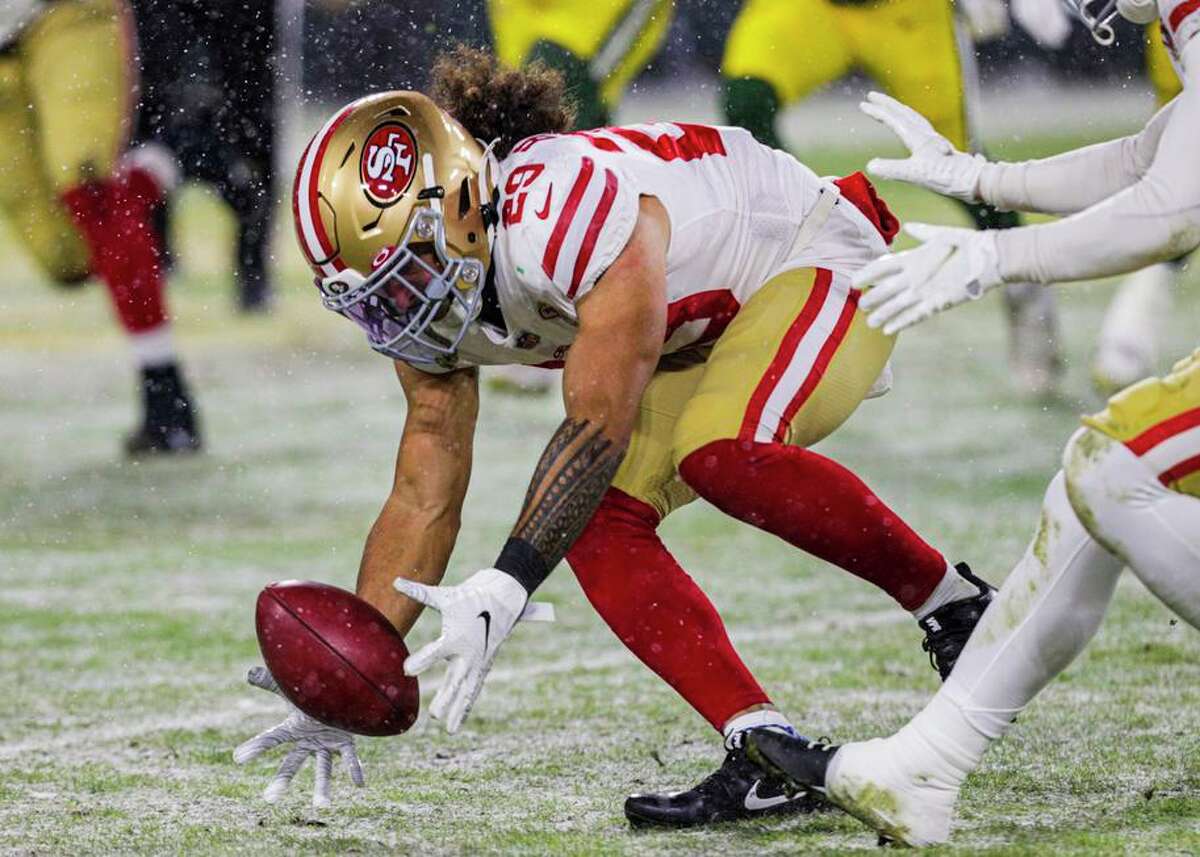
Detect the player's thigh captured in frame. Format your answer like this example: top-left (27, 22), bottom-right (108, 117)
top-left (673, 267), bottom-right (894, 461)
top-left (597, 0), bottom-right (673, 109)
top-left (22, 0), bottom-right (135, 192)
top-left (850, 0), bottom-right (970, 149)
top-left (612, 359), bottom-right (706, 521)
top-left (1146, 22), bottom-right (1183, 107)
top-left (1081, 349), bottom-right (1200, 497)
top-left (0, 51), bottom-right (89, 282)
top-left (489, 0), bottom-right (641, 66)
top-left (721, 0), bottom-right (851, 104)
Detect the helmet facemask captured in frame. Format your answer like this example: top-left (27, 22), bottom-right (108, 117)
top-left (1064, 0), bottom-right (1157, 44)
top-left (318, 206), bottom-right (485, 365)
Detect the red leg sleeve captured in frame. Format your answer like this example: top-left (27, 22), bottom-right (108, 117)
top-left (679, 439), bottom-right (946, 611)
top-left (62, 168), bottom-right (168, 335)
top-left (567, 488), bottom-right (771, 732)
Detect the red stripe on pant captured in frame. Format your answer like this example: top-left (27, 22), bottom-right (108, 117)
top-left (566, 488), bottom-right (771, 731)
top-left (678, 440), bottom-right (947, 611)
top-left (62, 169), bottom-right (168, 335)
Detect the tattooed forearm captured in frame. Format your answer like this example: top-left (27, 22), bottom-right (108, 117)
top-left (510, 416), bottom-right (626, 573)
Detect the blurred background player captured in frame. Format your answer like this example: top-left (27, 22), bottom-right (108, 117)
top-left (130, 0), bottom-right (278, 313)
top-left (720, 0), bottom-right (1064, 395)
top-left (0, 0), bottom-right (200, 454)
top-left (1090, 20), bottom-right (1186, 394)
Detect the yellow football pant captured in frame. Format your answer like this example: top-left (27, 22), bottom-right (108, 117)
top-left (488, 0), bottom-right (673, 112)
top-left (613, 267), bottom-right (894, 519)
top-left (1084, 349), bottom-right (1200, 496)
top-left (723, 0), bottom-right (972, 149)
top-left (0, 0), bottom-right (133, 283)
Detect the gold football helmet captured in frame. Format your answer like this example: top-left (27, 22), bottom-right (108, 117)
top-left (293, 91), bottom-right (497, 364)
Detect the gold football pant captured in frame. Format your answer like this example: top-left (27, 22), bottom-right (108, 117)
top-left (1146, 21), bottom-right (1183, 107)
top-left (0, 0), bottom-right (134, 283)
top-left (722, 0), bottom-right (973, 148)
top-left (612, 266), bottom-right (894, 520)
top-left (488, 0), bottom-right (673, 116)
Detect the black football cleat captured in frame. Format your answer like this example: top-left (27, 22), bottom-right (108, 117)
top-left (124, 363), bottom-right (202, 457)
top-left (624, 738), bottom-right (827, 828)
top-left (742, 728), bottom-right (837, 797)
top-left (918, 562), bottom-right (995, 680)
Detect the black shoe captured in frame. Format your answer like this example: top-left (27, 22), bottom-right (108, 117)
top-left (742, 728), bottom-right (838, 796)
top-left (624, 739), bottom-right (827, 828)
top-left (918, 562), bottom-right (995, 680)
top-left (124, 363), bottom-right (202, 456)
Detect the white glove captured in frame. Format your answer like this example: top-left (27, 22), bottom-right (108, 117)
top-left (232, 666), bottom-right (365, 808)
top-left (860, 92), bottom-right (988, 204)
top-left (395, 568), bottom-right (553, 734)
top-left (957, 0), bottom-right (1010, 41)
top-left (853, 223), bottom-right (1005, 335)
top-left (1011, 0), bottom-right (1072, 48)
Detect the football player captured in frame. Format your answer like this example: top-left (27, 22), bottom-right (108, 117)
top-left (233, 45), bottom-right (997, 819)
top-left (721, 0), bottom-right (1063, 396)
top-left (738, 0), bottom-right (1200, 844)
top-left (0, 0), bottom-right (200, 454)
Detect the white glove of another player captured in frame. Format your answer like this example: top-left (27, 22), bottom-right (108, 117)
top-left (860, 92), bottom-right (988, 203)
top-left (395, 568), bottom-right (553, 734)
top-left (957, 0), bottom-right (1011, 42)
top-left (1011, 0), bottom-right (1072, 48)
top-left (853, 223), bottom-right (1005, 335)
top-left (233, 666), bottom-right (365, 808)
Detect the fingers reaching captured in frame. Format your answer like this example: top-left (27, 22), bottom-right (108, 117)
top-left (263, 747), bottom-right (309, 803)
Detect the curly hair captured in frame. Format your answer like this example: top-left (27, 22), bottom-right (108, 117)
top-left (430, 44), bottom-right (576, 159)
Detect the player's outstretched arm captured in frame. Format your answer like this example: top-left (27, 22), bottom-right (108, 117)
top-left (860, 90), bottom-right (1175, 217)
top-left (358, 363), bottom-right (479, 636)
top-left (395, 197), bottom-right (671, 734)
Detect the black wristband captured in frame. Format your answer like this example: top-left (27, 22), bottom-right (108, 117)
top-left (495, 537), bottom-right (551, 595)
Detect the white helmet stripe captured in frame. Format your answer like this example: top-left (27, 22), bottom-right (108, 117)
top-left (296, 103), bottom-right (356, 277)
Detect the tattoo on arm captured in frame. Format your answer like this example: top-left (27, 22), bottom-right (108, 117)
top-left (511, 417), bottom-right (626, 572)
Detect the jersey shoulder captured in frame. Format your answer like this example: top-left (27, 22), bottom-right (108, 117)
top-left (1160, 0), bottom-right (1200, 57)
top-left (497, 134), bottom-right (640, 307)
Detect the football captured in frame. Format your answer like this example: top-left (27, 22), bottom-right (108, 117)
top-left (255, 580), bottom-right (419, 736)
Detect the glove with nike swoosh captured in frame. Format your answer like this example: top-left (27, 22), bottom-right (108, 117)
top-left (394, 569), bottom-right (554, 734)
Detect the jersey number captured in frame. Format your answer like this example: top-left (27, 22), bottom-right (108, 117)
top-left (501, 164), bottom-right (545, 227)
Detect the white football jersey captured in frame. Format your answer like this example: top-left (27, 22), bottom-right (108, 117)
top-left (1158, 0), bottom-right (1200, 75)
top-left (427, 123), bottom-right (865, 373)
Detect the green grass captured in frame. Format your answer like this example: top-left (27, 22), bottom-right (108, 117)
top-left (1, 127), bottom-right (1198, 855)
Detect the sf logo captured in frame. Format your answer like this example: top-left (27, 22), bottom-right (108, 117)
top-left (361, 122), bottom-right (418, 206)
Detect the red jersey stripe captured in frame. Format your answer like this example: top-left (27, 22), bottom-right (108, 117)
top-left (1160, 452), bottom-right (1200, 486)
top-left (567, 168), bottom-right (619, 298)
top-left (1126, 406), bottom-right (1200, 455)
top-left (773, 288), bottom-right (860, 442)
top-left (542, 157), bottom-right (595, 281)
top-left (738, 269), bottom-right (833, 442)
top-left (1169, 0), bottom-right (1200, 32)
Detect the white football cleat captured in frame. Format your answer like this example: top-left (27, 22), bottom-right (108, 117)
top-left (1092, 263), bottom-right (1175, 396)
top-left (825, 736), bottom-right (963, 847)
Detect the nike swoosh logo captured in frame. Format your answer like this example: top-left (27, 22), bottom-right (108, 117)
top-left (744, 780), bottom-right (801, 812)
top-left (478, 610), bottom-right (491, 650)
top-left (535, 187), bottom-right (553, 220)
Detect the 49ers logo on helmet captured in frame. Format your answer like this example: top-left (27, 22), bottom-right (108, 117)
top-left (360, 122), bottom-right (417, 206)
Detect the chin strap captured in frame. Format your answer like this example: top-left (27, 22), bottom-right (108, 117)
top-left (477, 137), bottom-right (502, 252)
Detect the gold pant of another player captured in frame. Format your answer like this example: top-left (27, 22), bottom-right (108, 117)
top-left (1083, 349), bottom-right (1200, 498)
top-left (488, 0), bottom-right (672, 124)
top-left (612, 266), bottom-right (893, 520)
top-left (0, 0), bottom-right (133, 284)
top-left (724, 0), bottom-right (972, 149)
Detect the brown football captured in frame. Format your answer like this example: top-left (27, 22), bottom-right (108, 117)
top-left (255, 580), bottom-right (419, 736)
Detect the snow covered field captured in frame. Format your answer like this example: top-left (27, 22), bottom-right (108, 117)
top-left (1, 108), bottom-right (1199, 853)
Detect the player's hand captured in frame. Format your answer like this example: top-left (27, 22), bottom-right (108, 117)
top-left (853, 223), bottom-right (1004, 335)
top-left (860, 92), bottom-right (987, 203)
top-left (395, 568), bottom-right (553, 734)
top-left (957, 0), bottom-right (1010, 41)
top-left (233, 666), bottom-right (365, 808)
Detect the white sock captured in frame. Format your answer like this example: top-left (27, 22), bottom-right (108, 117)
top-left (912, 562), bottom-right (978, 620)
top-left (722, 709), bottom-right (795, 750)
top-left (130, 324), bottom-right (177, 369)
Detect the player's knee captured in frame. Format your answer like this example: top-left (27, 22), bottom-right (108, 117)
top-left (1062, 427), bottom-right (1126, 543)
top-left (22, 226), bottom-right (91, 286)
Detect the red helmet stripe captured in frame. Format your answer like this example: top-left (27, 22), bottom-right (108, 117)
top-left (295, 103), bottom-right (357, 276)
